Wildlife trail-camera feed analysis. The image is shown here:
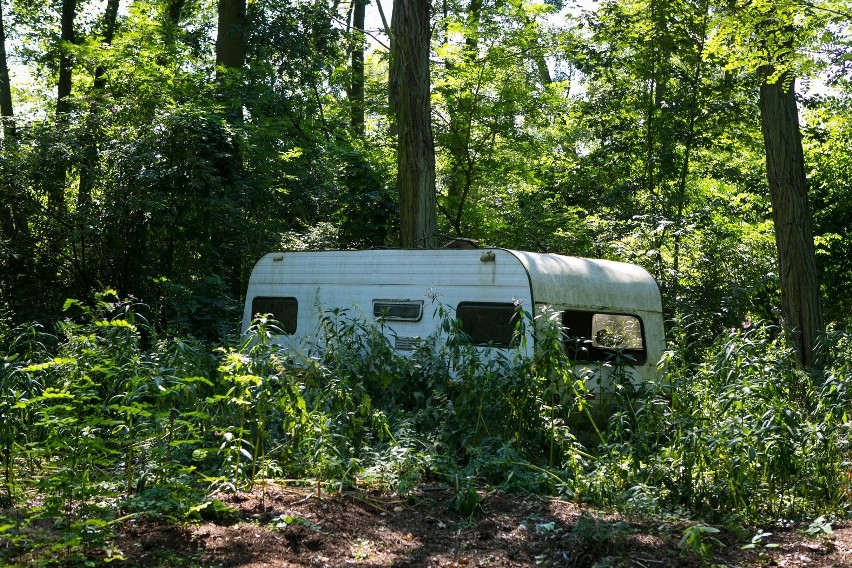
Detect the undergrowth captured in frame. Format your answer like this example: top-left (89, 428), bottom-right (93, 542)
top-left (1, 295), bottom-right (850, 564)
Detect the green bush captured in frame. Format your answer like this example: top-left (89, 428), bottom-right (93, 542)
top-left (1, 298), bottom-right (850, 564)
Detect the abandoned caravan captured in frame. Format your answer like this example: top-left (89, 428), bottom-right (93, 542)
top-left (242, 248), bottom-right (665, 392)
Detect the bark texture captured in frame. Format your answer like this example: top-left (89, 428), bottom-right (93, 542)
top-left (759, 72), bottom-right (823, 368)
top-left (391, 0), bottom-right (438, 248)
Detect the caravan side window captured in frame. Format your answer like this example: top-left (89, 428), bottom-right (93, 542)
top-left (562, 311), bottom-right (646, 364)
top-left (456, 302), bottom-right (517, 347)
top-left (373, 299), bottom-right (424, 321)
top-left (250, 296), bottom-right (298, 334)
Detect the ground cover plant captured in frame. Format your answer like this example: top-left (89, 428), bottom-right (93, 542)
top-left (0, 295), bottom-right (850, 566)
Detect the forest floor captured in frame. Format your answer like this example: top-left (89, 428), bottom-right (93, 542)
top-left (79, 483), bottom-right (852, 567)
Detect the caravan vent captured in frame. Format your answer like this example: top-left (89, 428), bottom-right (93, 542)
top-left (394, 336), bottom-right (421, 351)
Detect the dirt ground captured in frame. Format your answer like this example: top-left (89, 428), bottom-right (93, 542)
top-left (108, 484), bottom-right (852, 568)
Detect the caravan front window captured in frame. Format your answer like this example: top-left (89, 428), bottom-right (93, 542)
top-left (562, 311), bottom-right (646, 364)
top-left (456, 302), bottom-right (517, 347)
top-left (591, 314), bottom-right (643, 350)
top-left (250, 296), bottom-right (298, 334)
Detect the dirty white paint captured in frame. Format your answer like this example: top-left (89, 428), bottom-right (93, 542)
top-left (242, 248), bottom-right (666, 390)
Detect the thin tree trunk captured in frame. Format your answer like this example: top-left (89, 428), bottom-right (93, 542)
top-left (93, 0), bottom-right (120, 91)
top-left (49, 0), bottom-right (76, 215)
top-left (643, 0), bottom-right (658, 201)
top-left (533, 54), bottom-right (552, 86)
top-left (0, 0), bottom-right (12, 127)
top-left (391, 0), bottom-right (437, 248)
top-left (350, 0), bottom-right (366, 135)
top-left (0, 0), bottom-right (14, 238)
top-left (671, 0), bottom-right (709, 295)
top-left (79, 0), bottom-right (121, 209)
top-left (57, 0), bottom-right (76, 116)
top-left (215, 0), bottom-right (247, 298)
top-left (759, 71), bottom-right (823, 369)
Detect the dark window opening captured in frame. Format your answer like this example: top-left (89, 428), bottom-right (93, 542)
top-left (251, 296), bottom-right (298, 334)
top-left (562, 311), bottom-right (646, 364)
top-left (457, 302), bottom-right (517, 347)
top-left (373, 300), bottom-right (424, 322)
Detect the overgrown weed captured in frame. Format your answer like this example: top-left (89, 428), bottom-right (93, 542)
top-left (1, 298), bottom-right (850, 563)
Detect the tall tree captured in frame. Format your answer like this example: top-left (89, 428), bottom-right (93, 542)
top-left (568, 0), bottom-right (776, 334)
top-left (44, 0), bottom-right (78, 215)
top-left (758, 65), bottom-right (823, 369)
top-left (432, 0), bottom-right (568, 241)
top-left (391, 0), bottom-right (437, 248)
top-left (441, 0), bottom-right (481, 236)
top-left (708, 0), bottom-right (827, 367)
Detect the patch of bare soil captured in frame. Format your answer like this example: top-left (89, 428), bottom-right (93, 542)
top-left (108, 484), bottom-right (852, 568)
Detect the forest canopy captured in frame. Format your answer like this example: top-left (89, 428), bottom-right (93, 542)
top-left (0, 0), bottom-right (850, 342)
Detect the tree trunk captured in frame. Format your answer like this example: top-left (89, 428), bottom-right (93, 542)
top-left (48, 0), bottom-right (77, 215)
top-left (671, 0), bottom-right (709, 296)
top-left (391, 0), bottom-right (437, 248)
top-left (216, 0), bottom-right (247, 70)
top-left (0, 0), bottom-right (23, 241)
top-left (168, 0), bottom-right (186, 25)
top-left (79, 0), bottom-right (121, 209)
top-left (57, 0), bottom-right (76, 116)
top-left (350, 0), bottom-right (366, 135)
top-left (0, 0), bottom-right (12, 126)
top-left (758, 71), bottom-right (823, 368)
top-left (93, 0), bottom-right (120, 91)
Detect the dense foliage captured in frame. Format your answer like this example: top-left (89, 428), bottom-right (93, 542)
top-left (0, 303), bottom-right (849, 563)
top-left (0, 0), bottom-right (850, 334)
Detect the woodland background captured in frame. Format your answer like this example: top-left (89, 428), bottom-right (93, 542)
top-left (0, 0), bottom-right (849, 343)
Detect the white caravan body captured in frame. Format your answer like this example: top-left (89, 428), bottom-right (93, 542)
top-left (242, 249), bottom-right (665, 389)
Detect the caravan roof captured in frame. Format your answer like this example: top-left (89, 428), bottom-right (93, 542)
top-left (511, 250), bottom-right (662, 314)
top-left (245, 248), bottom-right (661, 315)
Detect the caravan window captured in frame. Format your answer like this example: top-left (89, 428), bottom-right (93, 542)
top-left (250, 296), bottom-right (298, 334)
top-left (456, 302), bottom-right (517, 347)
top-left (373, 300), bottom-right (424, 321)
top-left (562, 311), bottom-right (646, 364)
